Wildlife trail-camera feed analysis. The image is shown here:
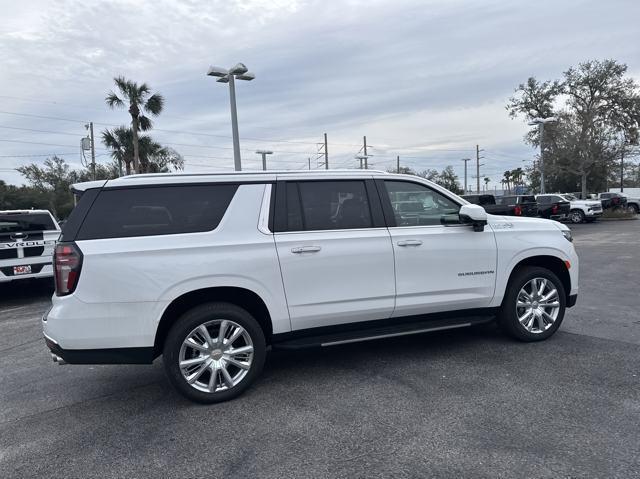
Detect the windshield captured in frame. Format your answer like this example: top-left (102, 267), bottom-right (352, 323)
top-left (0, 213), bottom-right (57, 233)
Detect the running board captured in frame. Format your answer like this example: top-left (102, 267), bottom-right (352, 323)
top-left (271, 314), bottom-right (494, 350)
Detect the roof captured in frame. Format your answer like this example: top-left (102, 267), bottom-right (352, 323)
top-left (72, 169), bottom-right (391, 191)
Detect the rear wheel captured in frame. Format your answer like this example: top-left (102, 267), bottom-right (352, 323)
top-left (628, 204), bottom-right (639, 215)
top-left (163, 302), bottom-right (266, 403)
top-left (569, 209), bottom-right (585, 224)
top-left (498, 266), bottom-right (566, 342)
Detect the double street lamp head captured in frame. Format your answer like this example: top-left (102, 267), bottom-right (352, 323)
top-left (207, 63), bottom-right (255, 82)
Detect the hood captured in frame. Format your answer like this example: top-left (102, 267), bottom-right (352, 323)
top-left (571, 199), bottom-right (601, 207)
top-left (488, 213), bottom-right (563, 230)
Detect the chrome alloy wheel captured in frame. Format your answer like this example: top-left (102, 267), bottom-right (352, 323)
top-left (515, 278), bottom-right (561, 334)
top-left (179, 320), bottom-right (254, 393)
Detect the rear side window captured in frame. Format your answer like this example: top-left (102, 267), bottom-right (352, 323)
top-left (286, 181), bottom-right (373, 231)
top-left (76, 184), bottom-right (238, 240)
top-left (521, 196), bottom-right (536, 203)
top-left (0, 213), bottom-right (56, 233)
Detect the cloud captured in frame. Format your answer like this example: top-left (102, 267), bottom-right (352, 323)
top-left (1, 0), bottom-right (639, 185)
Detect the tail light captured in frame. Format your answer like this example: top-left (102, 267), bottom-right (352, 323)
top-left (54, 242), bottom-right (83, 296)
top-left (551, 204), bottom-right (559, 215)
top-left (514, 205), bottom-right (522, 216)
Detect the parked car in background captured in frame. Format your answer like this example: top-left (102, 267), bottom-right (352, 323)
top-left (0, 209), bottom-right (61, 283)
top-left (43, 171), bottom-right (578, 403)
top-left (538, 193), bottom-right (602, 223)
top-left (494, 195), bottom-right (538, 217)
top-left (597, 192), bottom-right (628, 211)
top-left (461, 194), bottom-right (534, 216)
top-left (535, 195), bottom-right (571, 220)
top-left (619, 193), bottom-right (640, 215)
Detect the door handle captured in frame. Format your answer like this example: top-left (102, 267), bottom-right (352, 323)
top-left (291, 246), bottom-right (322, 254)
top-left (397, 239), bottom-right (423, 247)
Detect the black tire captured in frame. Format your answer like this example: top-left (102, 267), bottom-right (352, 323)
top-left (498, 266), bottom-right (566, 342)
top-left (163, 302), bottom-right (266, 403)
top-left (569, 209), bottom-right (585, 224)
top-left (628, 204), bottom-right (639, 215)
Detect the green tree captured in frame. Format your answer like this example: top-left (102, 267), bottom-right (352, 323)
top-left (435, 165), bottom-right (462, 194)
top-left (15, 157), bottom-right (119, 218)
top-left (507, 59), bottom-right (640, 196)
top-left (102, 126), bottom-right (184, 175)
top-left (106, 77), bottom-right (165, 173)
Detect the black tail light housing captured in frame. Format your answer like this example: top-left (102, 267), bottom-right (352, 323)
top-left (514, 205), bottom-right (522, 216)
top-left (551, 204), bottom-right (559, 215)
top-left (54, 242), bottom-right (83, 296)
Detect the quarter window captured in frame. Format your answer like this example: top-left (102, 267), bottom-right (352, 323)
top-left (384, 181), bottom-right (460, 226)
top-left (77, 184), bottom-right (238, 239)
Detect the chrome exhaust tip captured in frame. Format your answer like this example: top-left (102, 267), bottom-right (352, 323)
top-left (51, 353), bottom-right (67, 365)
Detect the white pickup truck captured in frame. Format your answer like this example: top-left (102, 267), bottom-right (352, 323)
top-left (0, 209), bottom-right (61, 282)
top-left (538, 194), bottom-right (602, 223)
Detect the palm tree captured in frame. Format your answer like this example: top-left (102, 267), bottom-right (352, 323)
top-left (102, 126), bottom-right (183, 175)
top-left (502, 171), bottom-right (512, 193)
top-left (105, 77), bottom-right (164, 174)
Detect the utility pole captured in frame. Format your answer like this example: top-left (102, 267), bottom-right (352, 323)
top-left (84, 122), bottom-right (96, 180)
top-left (324, 133), bottom-right (329, 170)
top-left (363, 136), bottom-right (368, 169)
top-left (397, 155), bottom-right (400, 174)
top-left (620, 147), bottom-right (625, 192)
top-left (461, 158), bottom-right (470, 194)
top-left (476, 144), bottom-right (483, 193)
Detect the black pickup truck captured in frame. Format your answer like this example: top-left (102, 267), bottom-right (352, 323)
top-left (462, 194), bottom-right (537, 217)
top-left (535, 194), bottom-right (571, 219)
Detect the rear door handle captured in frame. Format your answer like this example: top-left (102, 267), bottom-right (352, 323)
top-left (397, 239), bottom-right (423, 247)
top-left (291, 246), bottom-right (322, 254)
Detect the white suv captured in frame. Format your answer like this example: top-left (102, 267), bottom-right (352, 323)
top-left (1, 209), bottom-right (60, 282)
top-left (44, 171), bottom-right (579, 403)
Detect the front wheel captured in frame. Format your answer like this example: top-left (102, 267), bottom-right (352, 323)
top-left (163, 302), bottom-right (266, 403)
top-left (569, 209), bottom-right (585, 224)
top-left (498, 266), bottom-right (566, 342)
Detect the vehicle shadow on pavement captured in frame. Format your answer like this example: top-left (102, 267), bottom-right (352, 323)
top-left (0, 278), bottom-right (54, 306)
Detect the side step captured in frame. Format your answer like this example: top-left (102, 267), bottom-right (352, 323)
top-left (271, 315), bottom-right (494, 350)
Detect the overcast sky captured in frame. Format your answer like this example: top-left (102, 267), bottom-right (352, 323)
top-left (1, 0), bottom-right (639, 187)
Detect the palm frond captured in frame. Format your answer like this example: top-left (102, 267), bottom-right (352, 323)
top-left (105, 92), bottom-right (124, 109)
top-left (113, 76), bottom-right (130, 96)
top-left (144, 93), bottom-right (164, 116)
top-left (138, 115), bottom-right (153, 131)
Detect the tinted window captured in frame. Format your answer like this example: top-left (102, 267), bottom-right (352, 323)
top-left (521, 195), bottom-right (536, 203)
top-left (496, 196), bottom-right (516, 205)
top-left (289, 181), bottom-right (372, 231)
top-left (0, 213), bottom-right (56, 233)
top-left (537, 196), bottom-right (550, 204)
top-left (384, 181), bottom-right (460, 226)
top-left (286, 183), bottom-right (303, 231)
top-left (77, 184), bottom-right (238, 239)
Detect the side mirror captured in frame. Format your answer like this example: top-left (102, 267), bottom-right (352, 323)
top-left (459, 204), bottom-right (488, 232)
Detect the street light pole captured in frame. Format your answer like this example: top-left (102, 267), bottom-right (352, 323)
top-left (528, 116), bottom-right (557, 194)
top-left (228, 74), bottom-right (242, 172)
top-left (256, 150), bottom-right (273, 171)
top-left (207, 63), bottom-right (255, 172)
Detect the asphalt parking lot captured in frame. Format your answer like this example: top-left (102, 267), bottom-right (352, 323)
top-left (1, 220), bottom-right (639, 478)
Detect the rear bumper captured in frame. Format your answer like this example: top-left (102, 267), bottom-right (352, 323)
top-left (44, 334), bottom-right (154, 364)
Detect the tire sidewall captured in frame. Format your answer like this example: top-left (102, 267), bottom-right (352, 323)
top-left (499, 267), bottom-right (567, 342)
top-left (163, 302), bottom-right (266, 403)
